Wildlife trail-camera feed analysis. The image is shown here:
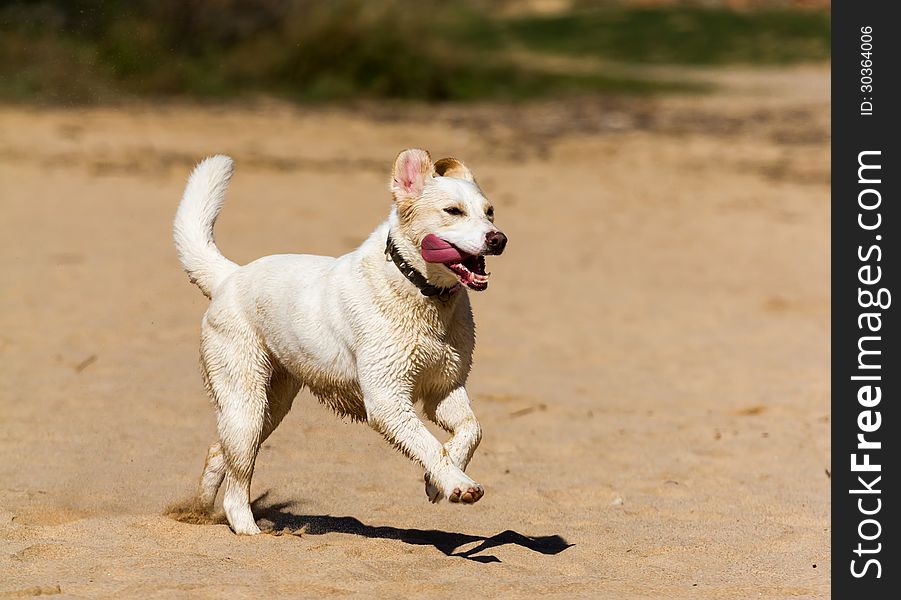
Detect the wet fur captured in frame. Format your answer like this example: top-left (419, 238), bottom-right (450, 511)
top-left (173, 150), bottom-right (503, 534)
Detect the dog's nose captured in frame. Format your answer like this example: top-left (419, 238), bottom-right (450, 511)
top-left (485, 230), bottom-right (507, 255)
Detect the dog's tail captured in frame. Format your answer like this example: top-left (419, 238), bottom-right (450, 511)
top-left (174, 155), bottom-right (240, 298)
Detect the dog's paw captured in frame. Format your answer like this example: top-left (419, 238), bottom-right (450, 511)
top-left (232, 522), bottom-right (262, 535)
top-left (449, 484), bottom-right (484, 504)
top-left (427, 470), bottom-right (484, 505)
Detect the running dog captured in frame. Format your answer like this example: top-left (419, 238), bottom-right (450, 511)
top-left (173, 149), bottom-right (507, 534)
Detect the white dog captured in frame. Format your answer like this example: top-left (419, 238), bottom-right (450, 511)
top-left (174, 149), bottom-right (507, 534)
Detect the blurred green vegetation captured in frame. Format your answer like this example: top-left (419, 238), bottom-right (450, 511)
top-left (482, 5), bottom-right (831, 65)
top-left (0, 0), bottom-right (830, 104)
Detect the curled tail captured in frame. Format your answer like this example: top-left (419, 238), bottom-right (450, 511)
top-left (174, 155), bottom-right (239, 298)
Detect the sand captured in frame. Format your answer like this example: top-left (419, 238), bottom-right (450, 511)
top-left (0, 66), bottom-right (830, 598)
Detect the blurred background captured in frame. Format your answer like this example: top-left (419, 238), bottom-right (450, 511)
top-left (2, 0), bottom-right (829, 103)
top-left (0, 1), bottom-right (832, 598)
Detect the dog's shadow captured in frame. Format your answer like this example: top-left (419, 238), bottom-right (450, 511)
top-left (251, 493), bottom-right (573, 564)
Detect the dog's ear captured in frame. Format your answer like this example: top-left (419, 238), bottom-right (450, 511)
top-left (391, 149), bottom-right (434, 200)
top-left (434, 157), bottom-right (475, 182)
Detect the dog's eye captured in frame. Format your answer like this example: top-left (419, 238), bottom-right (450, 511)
top-left (486, 206), bottom-right (494, 218)
top-left (444, 207), bottom-right (464, 216)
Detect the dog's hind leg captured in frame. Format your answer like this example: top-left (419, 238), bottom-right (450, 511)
top-left (195, 364), bottom-right (299, 518)
top-left (197, 441), bottom-right (227, 512)
top-left (422, 387), bottom-right (482, 502)
top-left (199, 322), bottom-right (273, 535)
top-left (196, 365), bottom-right (300, 518)
top-left (263, 366), bottom-right (301, 442)
top-left (196, 350), bottom-right (227, 513)
top-left (218, 377), bottom-right (270, 535)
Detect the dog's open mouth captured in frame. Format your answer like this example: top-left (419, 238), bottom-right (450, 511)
top-left (446, 254), bottom-right (489, 291)
top-left (420, 234), bottom-right (490, 291)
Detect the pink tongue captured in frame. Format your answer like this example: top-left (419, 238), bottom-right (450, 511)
top-left (420, 233), bottom-right (466, 263)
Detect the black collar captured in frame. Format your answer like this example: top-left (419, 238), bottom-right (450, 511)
top-left (385, 235), bottom-right (459, 301)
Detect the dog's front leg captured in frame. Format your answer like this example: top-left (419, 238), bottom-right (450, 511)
top-left (430, 387), bottom-right (482, 470)
top-left (361, 377), bottom-right (484, 504)
top-left (423, 387), bottom-right (482, 502)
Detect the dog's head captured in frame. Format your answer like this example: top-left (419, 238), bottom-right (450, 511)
top-left (390, 148), bottom-right (507, 292)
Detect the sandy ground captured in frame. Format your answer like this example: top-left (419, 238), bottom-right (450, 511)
top-left (0, 67), bottom-right (830, 598)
